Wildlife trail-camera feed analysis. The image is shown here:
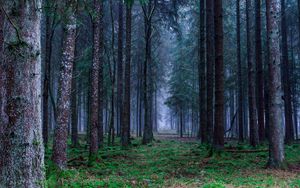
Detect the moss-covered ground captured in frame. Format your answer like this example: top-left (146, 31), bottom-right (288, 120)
top-left (46, 137), bottom-right (300, 187)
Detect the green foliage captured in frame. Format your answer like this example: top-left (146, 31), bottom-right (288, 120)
top-left (45, 139), bottom-right (300, 187)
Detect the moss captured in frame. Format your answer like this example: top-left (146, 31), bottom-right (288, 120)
top-left (45, 138), bottom-right (300, 187)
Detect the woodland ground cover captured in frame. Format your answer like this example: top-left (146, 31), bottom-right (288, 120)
top-left (46, 137), bottom-right (300, 187)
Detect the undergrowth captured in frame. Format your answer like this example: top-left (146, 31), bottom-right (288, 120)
top-left (45, 138), bottom-right (300, 187)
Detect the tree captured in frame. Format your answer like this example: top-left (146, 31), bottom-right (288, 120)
top-left (98, 0), bottom-right (104, 147)
top-left (213, 0), bottom-right (225, 150)
top-left (199, 0), bottom-right (207, 143)
top-left (281, 0), bottom-right (294, 144)
top-left (122, 1), bottom-right (133, 147)
top-left (52, 0), bottom-right (77, 169)
top-left (206, 0), bottom-right (214, 145)
top-left (246, 0), bottom-right (259, 147)
top-left (89, 0), bottom-right (104, 160)
top-left (117, 0), bottom-right (124, 136)
top-left (236, 0), bottom-right (244, 142)
top-left (142, 0), bottom-right (157, 144)
top-left (255, 0), bottom-right (265, 142)
top-left (266, 0), bottom-right (285, 168)
top-left (0, 1), bottom-right (45, 186)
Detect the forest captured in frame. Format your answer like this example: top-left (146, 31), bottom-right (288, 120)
top-left (0, 0), bottom-right (300, 187)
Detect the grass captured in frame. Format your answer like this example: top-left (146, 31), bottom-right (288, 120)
top-left (45, 138), bottom-right (300, 187)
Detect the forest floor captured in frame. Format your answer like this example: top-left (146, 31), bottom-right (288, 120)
top-left (46, 135), bottom-right (300, 188)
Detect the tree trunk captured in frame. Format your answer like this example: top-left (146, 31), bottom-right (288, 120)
top-left (236, 0), bottom-right (244, 142)
top-left (71, 58), bottom-right (78, 147)
top-left (0, 3), bottom-right (6, 135)
top-left (122, 3), bottom-right (132, 147)
top-left (142, 1), bottom-right (156, 144)
top-left (117, 0), bottom-right (124, 137)
top-left (246, 0), bottom-right (259, 147)
top-left (43, 1), bottom-right (53, 148)
top-left (281, 0), bottom-right (294, 144)
top-left (199, 0), bottom-right (207, 143)
top-left (266, 0), bottom-right (285, 168)
top-left (98, 0), bottom-right (104, 147)
top-left (52, 0), bottom-right (77, 169)
top-left (206, 0), bottom-right (214, 145)
top-left (255, 0), bottom-right (265, 142)
top-left (0, 1), bottom-right (45, 186)
top-left (213, 0), bottom-right (225, 150)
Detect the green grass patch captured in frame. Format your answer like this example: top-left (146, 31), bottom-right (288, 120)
top-left (45, 138), bottom-right (300, 187)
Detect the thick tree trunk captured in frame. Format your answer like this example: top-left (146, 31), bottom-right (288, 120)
top-left (255, 0), bottom-right (265, 142)
top-left (52, 0), bottom-right (77, 169)
top-left (206, 0), bottom-right (214, 145)
top-left (266, 0), bottom-right (285, 168)
top-left (281, 0), bottom-right (294, 144)
top-left (0, 1), bottom-right (45, 186)
top-left (199, 0), bottom-right (207, 143)
top-left (246, 0), bottom-right (259, 147)
top-left (122, 3), bottom-right (132, 147)
top-left (236, 0), bottom-right (244, 142)
top-left (213, 0), bottom-right (225, 150)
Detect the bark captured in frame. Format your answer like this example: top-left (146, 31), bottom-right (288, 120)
top-left (255, 0), bottom-right (265, 142)
top-left (246, 0), bottom-right (259, 147)
top-left (0, 1), bottom-right (45, 186)
top-left (52, 0), bottom-right (77, 169)
top-left (213, 0), bottom-right (225, 150)
top-left (236, 0), bottom-right (244, 142)
top-left (98, 0), bottom-right (104, 147)
top-left (0, 3), bottom-right (6, 134)
top-left (108, 0), bottom-right (116, 146)
top-left (290, 29), bottom-right (298, 140)
top-left (281, 0), bottom-right (294, 144)
top-left (199, 0), bottom-right (207, 143)
top-left (122, 3), bottom-right (132, 147)
top-left (206, 0), bottom-right (214, 145)
top-left (142, 1), bottom-right (156, 144)
top-left (117, 0), bottom-right (124, 137)
top-left (89, 0), bottom-right (104, 160)
top-left (266, 0), bottom-right (285, 168)
top-left (71, 59), bottom-right (78, 147)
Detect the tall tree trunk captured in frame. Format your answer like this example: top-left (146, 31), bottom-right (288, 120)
top-left (281, 0), bottom-right (294, 144)
top-left (43, 1), bottom-right (53, 148)
top-left (142, 1), bottom-right (156, 144)
top-left (213, 0), bottom-right (225, 150)
top-left (199, 0), bottom-right (207, 143)
top-left (246, 0), bottom-right (259, 147)
top-left (52, 0), bottom-right (77, 169)
top-left (236, 0), bottom-right (244, 142)
top-left (255, 0), bottom-right (265, 142)
top-left (290, 29), bottom-right (298, 140)
top-left (117, 0), bottom-right (124, 137)
top-left (71, 59), bottom-right (78, 147)
top-left (206, 0), bottom-right (214, 145)
top-left (98, 0), bottom-right (104, 147)
top-left (264, 0), bottom-right (271, 140)
top-left (266, 0), bottom-right (285, 168)
top-left (122, 3), bottom-right (132, 147)
top-left (0, 3), bottom-right (6, 135)
top-left (0, 1), bottom-right (45, 186)
top-left (89, 0), bottom-right (105, 160)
